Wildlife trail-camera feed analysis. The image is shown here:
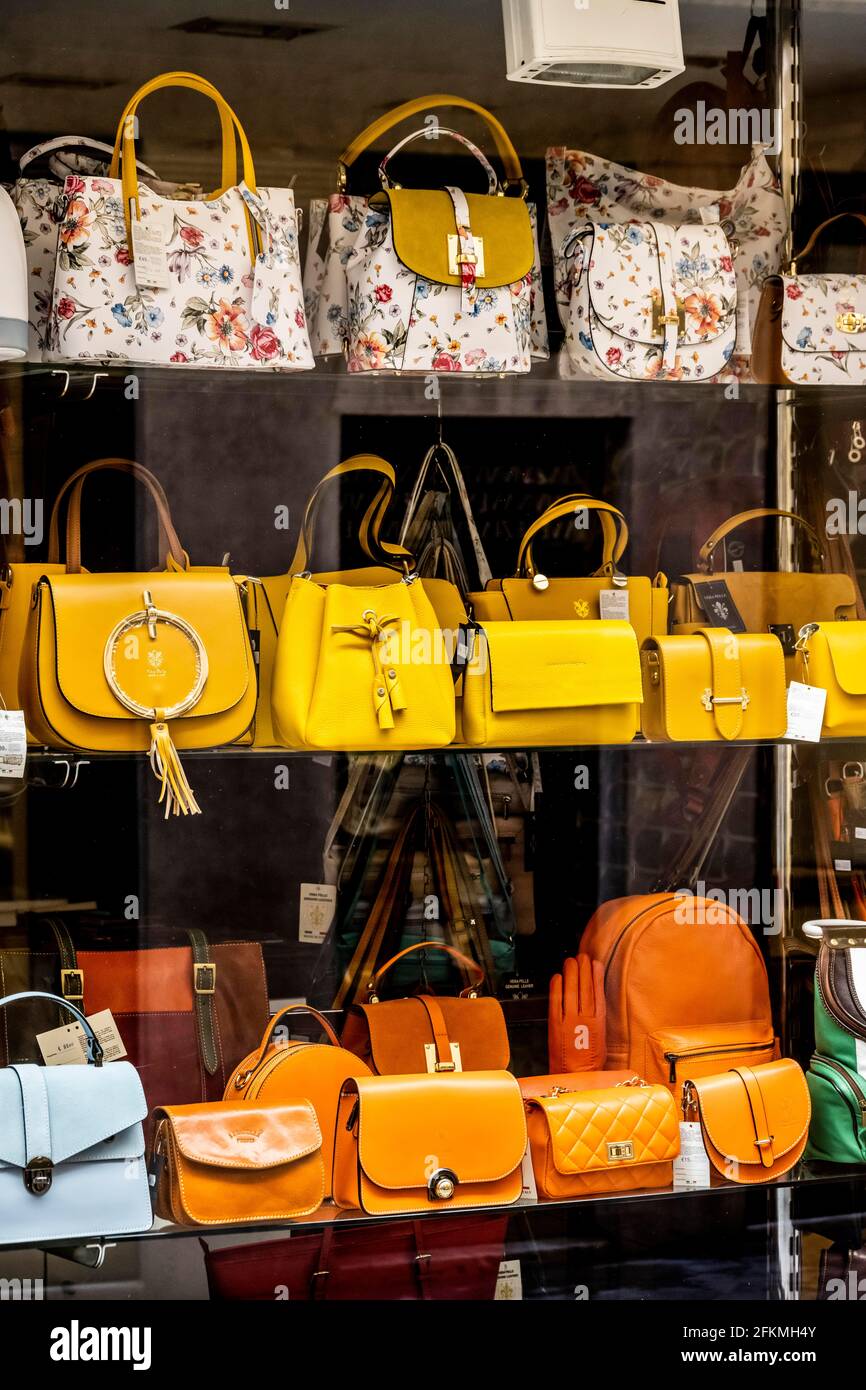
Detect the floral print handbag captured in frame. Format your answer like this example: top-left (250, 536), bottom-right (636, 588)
top-left (752, 212), bottom-right (866, 386)
top-left (46, 72), bottom-right (312, 371)
top-left (303, 94), bottom-right (548, 374)
top-left (9, 136), bottom-right (162, 360)
top-left (547, 143), bottom-right (787, 382)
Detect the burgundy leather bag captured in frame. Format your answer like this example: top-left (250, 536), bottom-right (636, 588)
top-left (202, 1213), bottom-right (509, 1301)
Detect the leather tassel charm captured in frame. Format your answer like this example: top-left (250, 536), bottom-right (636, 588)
top-left (149, 721), bottom-right (201, 818)
top-left (382, 663), bottom-right (406, 712)
top-left (373, 679), bottom-right (395, 730)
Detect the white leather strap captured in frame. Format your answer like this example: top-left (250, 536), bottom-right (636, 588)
top-left (446, 185), bottom-right (480, 310)
top-left (10, 1065), bottom-right (52, 1163)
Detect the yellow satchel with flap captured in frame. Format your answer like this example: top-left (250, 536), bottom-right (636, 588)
top-left (467, 495), bottom-right (668, 649)
top-left (20, 460), bottom-right (256, 815)
top-left (640, 627), bottom-right (788, 742)
top-left (793, 620), bottom-right (866, 736)
top-left (461, 619), bottom-right (642, 748)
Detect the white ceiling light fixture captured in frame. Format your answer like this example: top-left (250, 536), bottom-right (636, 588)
top-left (502, 0), bottom-right (685, 89)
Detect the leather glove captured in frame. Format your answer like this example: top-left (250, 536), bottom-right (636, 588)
top-left (548, 953), bottom-right (606, 1074)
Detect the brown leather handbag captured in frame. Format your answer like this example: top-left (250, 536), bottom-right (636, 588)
top-left (202, 1212), bottom-right (509, 1300)
top-left (224, 1003), bottom-right (371, 1197)
top-left (670, 507), bottom-right (857, 668)
top-left (340, 941), bottom-right (510, 1075)
top-left (151, 1099), bottom-right (324, 1226)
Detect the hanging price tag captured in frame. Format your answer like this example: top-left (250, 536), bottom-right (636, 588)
top-left (599, 589), bottom-right (630, 621)
top-left (673, 1121), bottom-right (711, 1189)
top-left (36, 1009), bottom-right (127, 1066)
top-left (0, 710), bottom-right (27, 778)
top-left (131, 218), bottom-right (171, 291)
top-left (785, 681), bottom-right (827, 742)
top-left (298, 883), bottom-right (336, 943)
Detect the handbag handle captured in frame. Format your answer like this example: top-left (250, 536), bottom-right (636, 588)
top-left (246, 1004), bottom-right (342, 1073)
top-left (289, 455), bottom-right (415, 576)
top-left (0, 991), bottom-right (103, 1064)
top-left (697, 507), bottom-right (823, 574)
top-left (47, 459), bottom-right (188, 574)
top-left (515, 496), bottom-right (629, 579)
top-left (367, 941), bottom-right (485, 1001)
top-left (18, 135), bottom-right (158, 181)
top-left (338, 94), bottom-right (525, 193)
top-left (379, 127), bottom-right (499, 195)
top-left (109, 71), bottom-right (238, 192)
top-left (789, 212), bottom-right (866, 273)
top-left (399, 442), bottom-right (493, 587)
top-left (109, 73), bottom-right (260, 266)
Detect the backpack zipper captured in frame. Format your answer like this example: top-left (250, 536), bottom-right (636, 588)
top-left (812, 1052), bottom-right (866, 1124)
top-left (664, 1039), bottom-right (775, 1084)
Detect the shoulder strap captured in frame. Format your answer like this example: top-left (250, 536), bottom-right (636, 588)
top-left (697, 507), bottom-right (822, 573)
top-left (289, 455), bottom-right (414, 576)
top-left (791, 212), bottom-right (866, 271)
top-left (399, 442), bottom-right (492, 588)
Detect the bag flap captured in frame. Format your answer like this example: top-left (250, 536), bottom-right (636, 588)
top-left (356, 1072), bottom-right (526, 1188)
top-left (0, 1061), bottom-right (146, 1167)
top-left (530, 1084), bottom-right (679, 1175)
top-left (690, 1059), bottom-right (810, 1165)
top-left (386, 189), bottom-right (534, 288)
top-left (163, 1101), bottom-right (321, 1170)
top-left (780, 275), bottom-right (866, 356)
top-left (41, 571), bottom-right (253, 721)
top-left (473, 620), bottom-right (642, 712)
top-left (356, 997), bottom-right (510, 1075)
top-left (818, 623), bottom-right (866, 695)
top-left (585, 222), bottom-right (736, 347)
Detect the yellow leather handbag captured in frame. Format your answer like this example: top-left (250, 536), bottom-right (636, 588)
top-left (793, 620), bottom-right (866, 736)
top-left (20, 460), bottom-right (256, 814)
top-left (460, 619), bottom-right (642, 747)
top-left (671, 508), bottom-right (857, 671)
top-left (150, 1100), bottom-right (325, 1226)
top-left (640, 627), bottom-right (788, 742)
top-left (467, 495), bottom-right (669, 649)
top-left (332, 1071), bottom-right (526, 1216)
top-left (525, 1079), bottom-right (680, 1199)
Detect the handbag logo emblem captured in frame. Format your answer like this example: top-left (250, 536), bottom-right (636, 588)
top-left (147, 649), bottom-right (165, 672)
top-left (573, 600), bottom-right (590, 619)
top-left (606, 1141), bottom-right (635, 1162)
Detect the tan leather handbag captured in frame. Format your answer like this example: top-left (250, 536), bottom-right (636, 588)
top-left (467, 495), bottom-right (668, 649)
top-left (683, 1059), bottom-right (810, 1184)
top-left (670, 507), bottom-right (857, 669)
top-left (340, 941), bottom-right (510, 1075)
top-left (224, 1003), bottom-right (371, 1197)
top-left (332, 1070), bottom-right (526, 1215)
top-left (151, 1099), bottom-right (324, 1226)
top-left (640, 627), bottom-right (788, 742)
top-left (525, 1078), bottom-right (680, 1198)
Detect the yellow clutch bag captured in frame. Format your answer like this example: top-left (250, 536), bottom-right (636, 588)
top-left (21, 462), bottom-right (256, 815)
top-left (640, 628), bottom-right (788, 742)
top-left (460, 619), bottom-right (642, 748)
top-left (793, 620), bottom-right (866, 736)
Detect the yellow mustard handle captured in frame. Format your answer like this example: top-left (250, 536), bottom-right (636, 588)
top-left (697, 508), bottom-right (822, 573)
top-left (109, 71), bottom-right (238, 192)
top-left (516, 497), bottom-right (629, 579)
top-left (338, 93), bottom-right (524, 187)
top-left (289, 455), bottom-right (414, 575)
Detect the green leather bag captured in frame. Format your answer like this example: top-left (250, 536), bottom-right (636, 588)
top-left (804, 920), bottom-right (866, 1163)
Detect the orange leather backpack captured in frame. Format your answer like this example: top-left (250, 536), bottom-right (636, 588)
top-left (580, 893), bottom-right (777, 1091)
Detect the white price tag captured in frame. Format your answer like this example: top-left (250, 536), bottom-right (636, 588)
top-left (298, 883), bottom-right (336, 944)
top-left (732, 559), bottom-right (745, 573)
top-left (700, 203), bottom-right (721, 225)
top-left (673, 1121), bottom-right (711, 1189)
top-left (855, 828), bottom-right (866, 842)
top-left (835, 859), bottom-right (853, 873)
top-left (599, 589), bottom-right (630, 622)
top-left (785, 681), bottom-right (827, 742)
top-left (37, 1009), bottom-right (127, 1066)
top-left (131, 218), bottom-right (171, 291)
top-left (735, 295), bottom-right (752, 356)
top-left (0, 709), bottom-right (26, 778)
top-left (495, 1259), bottom-right (523, 1301)
top-left (519, 1142), bottom-right (538, 1202)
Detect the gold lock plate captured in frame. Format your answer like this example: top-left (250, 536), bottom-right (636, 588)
top-left (651, 290), bottom-right (686, 337)
top-left (836, 312), bottom-right (866, 334)
top-left (606, 1141), bottom-right (635, 1162)
top-left (447, 234), bottom-right (485, 276)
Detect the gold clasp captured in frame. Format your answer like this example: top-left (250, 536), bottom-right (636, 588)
top-left (651, 290), bottom-right (686, 337)
top-left (701, 689), bottom-right (750, 711)
top-left (836, 312), bottom-right (866, 334)
top-left (143, 588), bottom-right (158, 641)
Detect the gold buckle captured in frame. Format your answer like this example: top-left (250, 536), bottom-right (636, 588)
top-left (447, 234), bottom-right (485, 276)
top-left (193, 962), bottom-right (216, 995)
top-left (60, 968), bottom-right (84, 1002)
top-left (836, 312), bottom-right (866, 334)
top-left (651, 290), bottom-right (686, 337)
top-left (701, 689), bottom-right (750, 711)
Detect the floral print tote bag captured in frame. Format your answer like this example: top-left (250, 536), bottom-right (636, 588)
top-left (47, 73), bottom-right (312, 371)
top-left (303, 95), bottom-right (548, 375)
top-left (546, 143), bottom-right (787, 383)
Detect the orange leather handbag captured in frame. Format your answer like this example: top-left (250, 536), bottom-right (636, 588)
top-left (340, 942), bottom-right (510, 1075)
top-left (683, 1059), bottom-right (810, 1185)
top-left (525, 1079), bottom-right (680, 1199)
top-left (332, 1071), bottom-right (526, 1216)
top-left (224, 1004), bottom-right (370, 1197)
top-left (150, 1099), bottom-right (325, 1226)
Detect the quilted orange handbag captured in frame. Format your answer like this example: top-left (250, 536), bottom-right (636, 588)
top-left (340, 942), bottom-right (510, 1075)
top-left (683, 1059), bottom-right (810, 1185)
top-left (150, 1099), bottom-right (325, 1226)
top-left (525, 1078), bottom-right (679, 1199)
top-left (224, 1004), bottom-right (371, 1197)
top-left (332, 1071), bottom-right (526, 1216)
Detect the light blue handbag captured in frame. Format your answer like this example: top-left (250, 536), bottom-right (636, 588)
top-left (0, 991), bottom-right (152, 1246)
